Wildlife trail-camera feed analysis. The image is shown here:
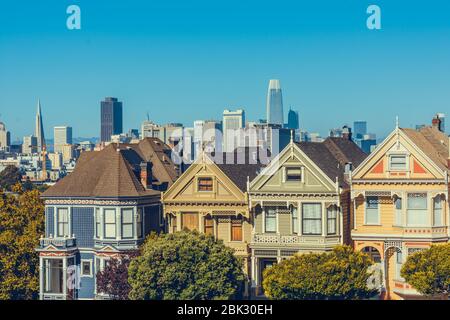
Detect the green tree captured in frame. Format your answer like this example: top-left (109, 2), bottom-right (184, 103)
top-left (401, 244), bottom-right (450, 299)
top-left (128, 231), bottom-right (245, 300)
top-left (263, 245), bottom-right (377, 300)
top-left (0, 185), bottom-right (45, 299)
top-left (0, 166), bottom-right (22, 191)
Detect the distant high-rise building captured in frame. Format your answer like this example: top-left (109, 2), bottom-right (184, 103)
top-left (35, 99), bottom-right (45, 152)
top-left (23, 135), bottom-right (38, 154)
top-left (100, 97), bottom-right (123, 142)
top-left (0, 122), bottom-right (11, 151)
top-left (266, 79), bottom-right (283, 125)
top-left (54, 126), bottom-right (73, 153)
top-left (223, 109), bottom-right (245, 152)
top-left (353, 121), bottom-right (367, 140)
top-left (286, 108), bottom-right (299, 129)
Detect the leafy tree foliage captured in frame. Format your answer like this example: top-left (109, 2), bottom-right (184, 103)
top-left (0, 166), bottom-right (22, 191)
top-left (263, 245), bottom-right (377, 300)
top-left (128, 231), bottom-right (245, 300)
top-left (0, 184), bottom-right (44, 299)
top-left (96, 251), bottom-right (138, 300)
top-left (401, 244), bottom-right (450, 298)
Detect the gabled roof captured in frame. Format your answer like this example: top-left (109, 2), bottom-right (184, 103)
top-left (296, 137), bottom-right (367, 187)
top-left (42, 138), bottom-right (179, 199)
top-left (401, 126), bottom-right (449, 171)
top-left (208, 147), bottom-right (269, 191)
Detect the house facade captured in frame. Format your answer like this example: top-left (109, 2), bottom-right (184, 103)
top-left (37, 138), bottom-right (178, 300)
top-left (162, 148), bottom-right (268, 294)
top-left (248, 137), bottom-right (367, 295)
top-left (351, 124), bottom-right (449, 299)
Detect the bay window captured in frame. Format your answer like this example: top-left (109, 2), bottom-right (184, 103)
top-left (121, 208), bottom-right (134, 239)
top-left (137, 208), bottom-right (143, 238)
top-left (291, 206), bottom-right (298, 234)
top-left (104, 209), bottom-right (116, 238)
top-left (433, 196), bottom-right (443, 226)
top-left (394, 197), bottom-right (402, 226)
top-left (95, 208), bottom-right (101, 238)
top-left (302, 203), bottom-right (322, 235)
top-left (407, 193), bottom-right (427, 226)
top-left (327, 206), bottom-right (337, 235)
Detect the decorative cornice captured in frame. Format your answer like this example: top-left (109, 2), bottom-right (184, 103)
top-left (45, 199), bottom-right (139, 206)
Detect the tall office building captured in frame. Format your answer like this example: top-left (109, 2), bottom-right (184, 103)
top-left (266, 79), bottom-right (283, 125)
top-left (0, 122), bottom-right (11, 151)
top-left (23, 135), bottom-right (38, 154)
top-left (54, 126), bottom-right (73, 153)
top-left (353, 121), bottom-right (367, 140)
top-left (35, 99), bottom-right (45, 152)
top-left (223, 109), bottom-right (245, 152)
top-left (287, 108), bottom-right (299, 129)
top-left (100, 97), bottom-right (123, 142)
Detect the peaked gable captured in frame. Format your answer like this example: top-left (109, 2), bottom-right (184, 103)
top-left (352, 127), bottom-right (447, 181)
top-left (162, 154), bottom-right (247, 203)
top-left (250, 142), bottom-right (338, 193)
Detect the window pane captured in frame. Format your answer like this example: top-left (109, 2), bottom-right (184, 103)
top-left (104, 209), bottom-right (116, 223)
top-left (58, 208), bottom-right (68, 222)
top-left (303, 204), bottom-right (321, 219)
top-left (394, 198), bottom-right (402, 225)
top-left (327, 207), bottom-right (337, 234)
top-left (407, 193), bottom-right (427, 209)
top-left (365, 197), bottom-right (379, 224)
top-left (122, 224), bottom-right (133, 238)
top-left (302, 204), bottom-right (322, 235)
top-left (122, 209), bottom-right (133, 223)
top-left (265, 208), bottom-right (276, 233)
top-left (105, 224), bottom-right (116, 238)
top-left (433, 197), bottom-right (442, 226)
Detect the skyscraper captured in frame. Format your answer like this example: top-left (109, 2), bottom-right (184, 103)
top-left (0, 122), bottom-right (10, 151)
top-left (54, 126), bottom-right (73, 153)
top-left (353, 121), bottom-right (367, 140)
top-left (35, 99), bottom-right (45, 152)
top-left (266, 79), bottom-right (283, 125)
top-left (223, 109), bottom-right (245, 152)
top-left (101, 97), bottom-right (123, 142)
top-left (287, 108), bottom-right (299, 129)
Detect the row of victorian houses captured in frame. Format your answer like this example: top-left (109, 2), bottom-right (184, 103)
top-left (37, 118), bottom-right (449, 300)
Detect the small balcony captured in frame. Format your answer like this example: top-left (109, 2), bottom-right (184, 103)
top-left (39, 235), bottom-right (77, 249)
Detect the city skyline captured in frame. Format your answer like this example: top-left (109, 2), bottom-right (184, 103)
top-left (1, 1), bottom-right (450, 141)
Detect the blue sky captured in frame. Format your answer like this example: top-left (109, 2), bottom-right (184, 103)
top-left (1, 0), bottom-right (450, 142)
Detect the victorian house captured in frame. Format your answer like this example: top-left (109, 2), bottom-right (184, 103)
top-left (351, 122), bottom-right (449, 299)
top-left (248, 136), bottom-right (367, 295)
top-left (162, 147), bottom-right (268, 295)
top-left (37, 138), bottom-right (178, 300)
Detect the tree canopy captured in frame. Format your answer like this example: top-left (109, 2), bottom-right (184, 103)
top-left (0, 166), bottom-right (22, 191)
top-left (262, 245), bottom-right (377, 300)
top-left (401, 244), bottom-right (450, 298)
top-left (96, 251), bottom-right (138, 300)
top-left (128, 231), bottom-right (245, 300)
top-left (0, 184), bottom-right (44, 299)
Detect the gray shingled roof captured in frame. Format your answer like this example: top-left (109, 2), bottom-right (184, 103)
top-left (42, 138), bottom-right (178, 199)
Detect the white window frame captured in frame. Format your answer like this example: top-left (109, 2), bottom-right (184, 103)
top-left (393, 197), bottom-right (403, 227)
top-left (326, 206), bottom-right (338, 235)
top-left (263, 207), bottom-right (277, 233)
top-left (285, 166), bottom-right (303, 183)
top-left (56, 207), bottom-right (70, 238)
top-left (406, 193), bottom-right (428, 227)
top-left (121, 208), bottom-right (134, 239)
top-left (388, 154), bottom-right (409, 171)
top-left (364, 196), bottom-right (381, 225)
top-left (432, 195), bottom-right (443, 227)
top-left (81, 259), bottom-right (93, 278)
top-left (291, 206), bottom-right (298, 234)
top-left (103, 208), bottom-right (117, 239)
top-left (302, 203), bottom-right (322, 235)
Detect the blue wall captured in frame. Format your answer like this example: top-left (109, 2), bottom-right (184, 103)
top-left (72, 207), bottom-right (94, 247)
top-left (77, 251), bottom-right (95, 299)
top-left (45, 207), bottom-right (54, 237)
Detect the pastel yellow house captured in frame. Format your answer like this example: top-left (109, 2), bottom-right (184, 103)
top-left (351, 124), bottom-right (449, 299)
top-left (162, 148), bottom-right (267, 293)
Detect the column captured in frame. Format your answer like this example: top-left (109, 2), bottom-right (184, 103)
top-left (298, 201), bottom-right (302, 235)
top-left (117, 208), bottom-right (122, 240)
top-left (63, 257), bottom-right (67, 299)
top-left (176, 212), bottom-right (182, 231)
top-left (39, 256), bottom-right (44, 300)
top-left (250, 254), bottom-right (256, 287)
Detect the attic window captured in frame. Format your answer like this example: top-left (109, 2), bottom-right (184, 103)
top-left (389, 155), bottom-right (407, 170)
top-left (286, 167), bottom-right (302, 182)
top-left (198, 177), bottom-right (213, 192)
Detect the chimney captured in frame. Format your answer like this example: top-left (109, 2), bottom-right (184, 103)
top-left (342, 125), bottom-right (352, 141)
top-left (140, 161), bottom-right (153, 189)
top-left (432, 115), bottom-right (443, 132)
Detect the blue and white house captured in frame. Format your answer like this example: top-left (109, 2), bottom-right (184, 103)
top-left (37, 138), bottom-right (178, 299)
